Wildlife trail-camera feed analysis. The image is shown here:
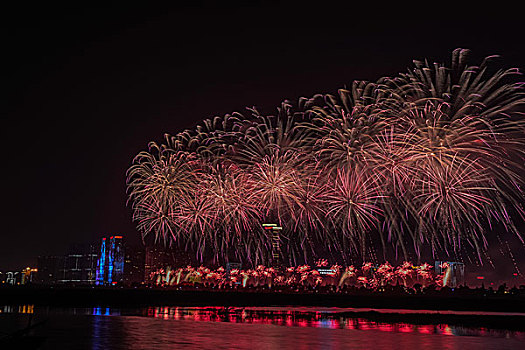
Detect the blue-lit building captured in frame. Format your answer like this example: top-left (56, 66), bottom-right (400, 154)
top-left (95, 238), bottom-right (106, 285)
top-left (96, 236), bottom-right (125, 285)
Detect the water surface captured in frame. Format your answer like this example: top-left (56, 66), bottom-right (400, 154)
top-left (1, 305), bottom-right (524, 349)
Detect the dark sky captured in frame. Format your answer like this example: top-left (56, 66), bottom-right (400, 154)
top-left (2, 3), bottom-right (525, 275)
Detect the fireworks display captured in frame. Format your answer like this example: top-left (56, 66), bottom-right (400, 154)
top-left (127, 49), bottom-right (525, 266)
top-left (149, 262), bottom-right (438, 290)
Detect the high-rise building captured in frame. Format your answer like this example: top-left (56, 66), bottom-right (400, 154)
top-left (96, 236), bottom-right (125, 285)
top-left (96, 238), bottom-right (107, 285)
top-left (21, 267), bottom-right (38, 284)
top-left (123, 245), bottom-right (145, 286)
top-left (435, 261), bottom-right (465, 288)
top-left (263, 223), bottom-right (282, 265)
top-left (109, 236), bottom-right (124, 284)
top-left (58, 244), bottom-right (98, 284)
top-left (4, 271), bottom-right (20, 285)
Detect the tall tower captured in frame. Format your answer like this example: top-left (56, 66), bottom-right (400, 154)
top-left (435, 261), bottom-right (465, 287)
top-left (263, 223), bottom-right (283, 265)
top-left (108, 236), bottom-right (124, 285)
top-left (95, 236), bottom-right (125, 285)
top-left (95, 238), bottom-right (106, 285)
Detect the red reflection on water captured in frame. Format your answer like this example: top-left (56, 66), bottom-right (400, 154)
top-left (344, 318), bottom-right (357, 330)
top-left (327, 320), bottom-right (338, 329)
top-left (441, 325), bottom-right (454, 336)
top-left (297, 320), bottom-right (309, 327)
top-left (417, 325), bottom-right (434, 334)
top-left (397, 324), bottom-right (414, 333)
top-left (141, 307), bottom-right (525, 340)
top-left (358, 322), bottom-right (370, 330)
top-left (378, 324), bottom-right (394, 332)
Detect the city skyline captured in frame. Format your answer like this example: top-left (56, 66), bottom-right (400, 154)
top-left (1, 234), bottom-right (522, 288)
top-left (3, 4), bottom-right (525, 276)
top-left (2, 4), bottom-right (525, 349)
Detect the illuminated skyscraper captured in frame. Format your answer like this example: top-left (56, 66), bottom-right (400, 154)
top-left (21, 267), bottom-right (38, 284)
top-left (435, 261), bottom-right (465, 288)
top-left (96, 238), bottom-right (107, 285)
top-left (37, 245), bottom-right (97, 285)
top-left (5, 272), bottom-right (18, 285)
top-left (96, 236), bottom-right (125, 285)
top-left (109, 236), bottom-right (124, 284)
top-left (263, 223), bottom-right (282, 265)
top-left (59, 244), bottom-right (98, 284)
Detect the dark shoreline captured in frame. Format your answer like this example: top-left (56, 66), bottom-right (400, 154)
top-left (2, 286), bottom-right (524, 312)
top-left (2, 287), bottom-right (525, 333)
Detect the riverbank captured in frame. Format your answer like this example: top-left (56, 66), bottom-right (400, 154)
top-left (2, 286), bottom-right (524, 313)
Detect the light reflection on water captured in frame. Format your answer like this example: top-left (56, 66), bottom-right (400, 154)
top-left (1, 304), bottom-right (34, 314)
top-left (2, 305), bottom-right (525, 349)
top-left (140, 306), bottom-right (525, 339)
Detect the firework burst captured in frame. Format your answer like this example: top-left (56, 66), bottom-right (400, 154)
top-left (127, 49), bottom-right (525, 266)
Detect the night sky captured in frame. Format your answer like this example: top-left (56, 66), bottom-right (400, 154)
top-left (3, 3), bottom-right (525, 278)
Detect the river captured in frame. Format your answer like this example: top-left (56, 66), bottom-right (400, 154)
top-left (1, 305), bottom-right (524, 349)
